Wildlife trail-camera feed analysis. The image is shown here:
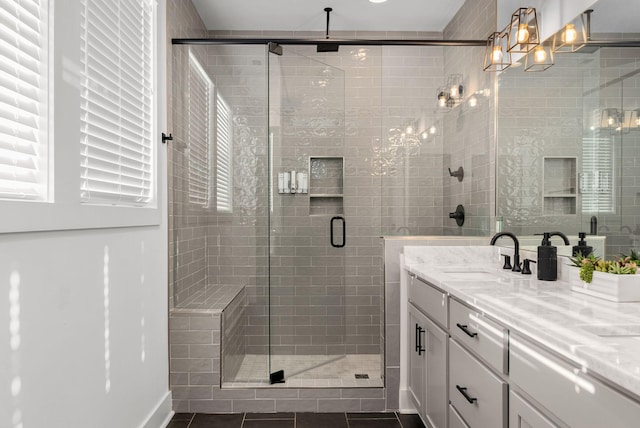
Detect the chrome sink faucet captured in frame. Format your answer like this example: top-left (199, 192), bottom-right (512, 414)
top-left (490, 232), bottom-right (521, 272)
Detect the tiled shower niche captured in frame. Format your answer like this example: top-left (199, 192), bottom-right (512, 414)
top-left (309, 157), bottom-right (344, 216)
top-left (543, 157), bottom-right (577, 215)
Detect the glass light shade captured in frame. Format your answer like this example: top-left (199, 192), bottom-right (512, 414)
top-left (553, 13), bottom-right (587, 53)
top-left (447, 74), bottom-right (463, 101)
top-left (483, 32), bottom-right (511, 71)
top-left (524, 45), bottom-right (554, 72)
top-left (623, 110), bottom-right (638, 132)
top-left (507, 8), bottom-right (539, 53)
top-left (600, 108), bottom-right (620, 129)
top-left (437, 88), bottom-right (448, 108)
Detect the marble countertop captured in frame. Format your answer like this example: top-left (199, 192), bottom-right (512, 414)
top-left (403, 245), bottom-right (640, 400)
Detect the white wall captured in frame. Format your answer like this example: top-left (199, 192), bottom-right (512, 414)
top-left (0, 1), bottom-right (171, 427)
top-left (0, 227), bottom-right (171, 428)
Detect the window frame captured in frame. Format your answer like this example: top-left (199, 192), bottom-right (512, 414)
top-left (0, 0), bottom-right (164, 234)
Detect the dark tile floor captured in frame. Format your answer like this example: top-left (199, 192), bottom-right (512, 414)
top-left (168, 412), bottom-right (425, 428)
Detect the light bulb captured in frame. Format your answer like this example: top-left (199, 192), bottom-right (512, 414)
top-left (420, 131), bottom-right (428, 141)
top-left (534, 46), bottom-right (547, 63)
top-left (468, 96), bottom-right (478, 108)
top-left (429, 125), bottom-right (436, 135)
top-left (608, 116), bottom-right (615, 126)
top-left (517, 23), bottom-right (529, 43)
top-left (563, 24), bottom-right (577, 44)
top-left (406, 125), bottom-right (414, 134)
top-left (450, 85), bottom-right (459, 98)
top-left (492, 46), bottom-right (503, 63)
top-left (437, 92), bottom-right (447, 108)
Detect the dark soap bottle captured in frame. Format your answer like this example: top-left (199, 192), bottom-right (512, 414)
top-left (537, 232), bottom-right (557, 281)
top-left (572, 232), bottom-right (593, 257)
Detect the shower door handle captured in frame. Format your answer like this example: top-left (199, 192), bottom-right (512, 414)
top-left (330, 216), bottom-right (346, 248)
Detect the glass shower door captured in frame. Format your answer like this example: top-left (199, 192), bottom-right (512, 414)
top-left (268, 46), bottom-right (347, 384)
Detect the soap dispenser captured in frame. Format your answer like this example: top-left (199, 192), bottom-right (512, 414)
top-left (537, 232), bottom-right (557, 281)
top-left (572, 232), bottom-right (593, 257)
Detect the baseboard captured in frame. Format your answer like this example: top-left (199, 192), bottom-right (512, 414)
top-left (398, 388), bottom-right (417, 413)
top-left (140, 391), bottom-right (174, 428)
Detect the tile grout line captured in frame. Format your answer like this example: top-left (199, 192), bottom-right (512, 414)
top-left (186, 413), bottom-right (195, 428)
top-left (394, 411), bottom-right (404, 428)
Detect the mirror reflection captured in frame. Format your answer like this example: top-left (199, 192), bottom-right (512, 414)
top-left (496, 0), bottom-right (640, 258)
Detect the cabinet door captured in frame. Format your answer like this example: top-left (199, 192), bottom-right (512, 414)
top-left (424, 316), bottom-right (448, 428)
top-left (509, 391), bottom-right (558, 428)
top-left (408, 304), bottom-right (427, 415)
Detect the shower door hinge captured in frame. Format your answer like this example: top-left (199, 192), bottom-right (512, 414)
top-left (161, 132), bottom-right (173, 144)
top-left (269, 369), bottom-right (285, 384)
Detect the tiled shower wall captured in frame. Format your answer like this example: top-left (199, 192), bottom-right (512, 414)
top-left (168, 0), bottom-right (210, 309)
top-left (442, 0), bottom-right (497, 236)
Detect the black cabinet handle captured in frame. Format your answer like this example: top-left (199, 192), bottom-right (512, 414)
top-left (456, 385), bottom-right (477, 404)
top-left (456, 323), bottom-right (478, 338)
top-left (330, 216), bottom-right (346, 248)
top-left (415, 324), bottom-right (425, 355)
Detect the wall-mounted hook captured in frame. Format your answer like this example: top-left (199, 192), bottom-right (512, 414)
top-left (162, 133), bottom-right (173, 144)
top-left (448, 166), bottom-right (464, 182)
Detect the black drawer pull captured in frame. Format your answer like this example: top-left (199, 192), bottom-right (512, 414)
top-left (456, 385), bottom-right (477, 404)
top-left (456, 323), bottom-right (478, 338)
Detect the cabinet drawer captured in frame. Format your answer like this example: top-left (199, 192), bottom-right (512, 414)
top-left (449, 339), bottom-right (507, 428)
top-left (408, 274), bottom-right (447, 327)
top-left (449, 404), bottom-right (470, 428)
top-left (449, 298), bottom-right (507, 373)
top-left (510, 333), bottom-right (640, 428)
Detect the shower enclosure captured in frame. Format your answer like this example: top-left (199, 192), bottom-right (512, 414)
top-left (169, 42), bottom-right (390, 387)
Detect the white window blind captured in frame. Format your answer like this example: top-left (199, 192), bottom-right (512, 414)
top-left (215, 94), bottom-right (232, 213)
top-left (0, 0), bottom-right (49, 201)
top-left (187, 50), bottom-right (212, 206)
top-left (80, 0), bottom-right (154, 206)
top-left (581, 137), bottom-right (614, 213)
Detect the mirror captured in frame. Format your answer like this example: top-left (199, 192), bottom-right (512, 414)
top-left (496, 0), bottom-right (640, 258)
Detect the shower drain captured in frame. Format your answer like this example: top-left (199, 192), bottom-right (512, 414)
top-left (354, 374), bottom-right (369, 379)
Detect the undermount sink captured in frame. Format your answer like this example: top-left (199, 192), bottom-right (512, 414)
top-left (436, 267), bottom-right (499, 281)
top-left (578, 324), bottom-right (640, 338)
top-left (444, 272), bottom-right (500, 281)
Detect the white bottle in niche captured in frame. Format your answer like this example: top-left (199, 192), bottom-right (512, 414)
top-left (283, 172), bottom-right (290, 193)
top-left (290, 170), bottom-right (297, 193)
top-left (297, 172), bottom-right (304, 193)
top-left (302, 172), bottom-right (308, 193)
top-left (278, 173), bottom-right (284, 194)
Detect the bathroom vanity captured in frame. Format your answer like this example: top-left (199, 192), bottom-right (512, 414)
top-left (401, 246), bottom-right (640, 428)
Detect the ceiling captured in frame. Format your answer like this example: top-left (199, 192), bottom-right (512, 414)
top-left (191, 0), bottom-right (466, 33)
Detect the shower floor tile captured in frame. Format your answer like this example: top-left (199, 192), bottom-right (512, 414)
top-left (223, 354), bottom-right (383, 388)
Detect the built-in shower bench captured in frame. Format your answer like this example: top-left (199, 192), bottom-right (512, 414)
top-left (169, 284), bottom-right (247, 413)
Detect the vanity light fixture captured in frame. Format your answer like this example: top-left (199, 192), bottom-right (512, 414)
top-left (369, 0), bottom-right (387, 3)
top-left (483, 31), bottom-right (511, 71)
top-left (622, 110), bottom-right (639, 133)
top-left (524, 43), bottom-right (554, 71)
top-left (507, 7), bottom-right (539, 53)
top-left (436, 74), bottom-right (464, 109)
top-left (553, 10), bottom-right (591, 53)
top-left (601, 108), bottom-right (622, 131)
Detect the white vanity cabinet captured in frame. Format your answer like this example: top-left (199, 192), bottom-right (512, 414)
top-left (403, 265), bottom-right (640, 428)
top-left (406, 273), bottom-right (448, 428)
top-left (510, 333), bottom-right (640, 428)
top-left (509, 391), bottom-right (559, 428)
